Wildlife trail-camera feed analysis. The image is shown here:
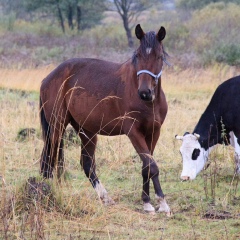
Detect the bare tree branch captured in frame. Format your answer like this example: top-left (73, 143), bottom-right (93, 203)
top-left (110, 0), bottom-right (156, 47)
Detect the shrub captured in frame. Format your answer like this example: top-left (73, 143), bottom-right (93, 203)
top-left (214, 44), bottom-right (240, 66)
top-left (0, 12), bottom-right (16, 31)
top-left (186, 2), bottom-right (240, 66)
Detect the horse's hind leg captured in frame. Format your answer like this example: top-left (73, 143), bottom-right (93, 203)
top-left (80, 130), bottom-right (114, 205)
top-left (71, 123), bottom-right (114, 205)
top-left (57, 138), bottom-right (65, 179)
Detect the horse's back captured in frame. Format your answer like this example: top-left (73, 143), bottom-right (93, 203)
top-left (40, 58), bottom-right (126, 133)
top-left (41, 58), bottom-right (121, 90)
top-left (40, 57), bottom-right (123, 104)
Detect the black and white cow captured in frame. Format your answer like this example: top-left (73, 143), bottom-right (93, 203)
top-left (176, 75), bottom-right (240, 180)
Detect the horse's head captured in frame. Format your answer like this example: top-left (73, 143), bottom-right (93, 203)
top-left (133, 24), bottom-right (166, 102)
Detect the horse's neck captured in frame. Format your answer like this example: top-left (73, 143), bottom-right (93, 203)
top-left (121, 61), bottom-right (136, 83)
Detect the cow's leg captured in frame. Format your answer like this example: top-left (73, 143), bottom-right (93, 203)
top-left (127, 128), bottom-right (170, 214)
top-left (229, 131), bottom-right (240, 174)
top-left (71, 123), bottom-right (114, 205)
top-left (145, 131), bottom-right (171, 214)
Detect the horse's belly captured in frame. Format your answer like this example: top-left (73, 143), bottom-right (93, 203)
top-left (68, 93), bottom-right (124, 135)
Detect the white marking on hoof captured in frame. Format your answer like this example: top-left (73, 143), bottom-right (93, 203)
top-left (155, 195), bottom-right (171, 216)
top-left (143, 202), bottom-right (155, 214)
top-left (95, 181), bottom-right (115, 206)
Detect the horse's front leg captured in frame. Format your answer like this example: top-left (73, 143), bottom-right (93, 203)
top-left (145, 132), bottom-right (171, 215)
top-left (127, 129), bottom-right (171, 215)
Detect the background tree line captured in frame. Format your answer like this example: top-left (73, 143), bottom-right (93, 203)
top-left (1, 0), bottom-right (239, 48)
top-left (0, 0), bottom-right (239, 66)
top-left (0, 0), bottom-right (159, 47)
top-left (0, 0), bottom-right (106, 32)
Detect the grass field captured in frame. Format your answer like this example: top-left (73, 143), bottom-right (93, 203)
top-left (0, 64), bottom-right (240, 239)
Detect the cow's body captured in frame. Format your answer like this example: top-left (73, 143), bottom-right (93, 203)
top-left (176, 75), bottom-right (240, 180)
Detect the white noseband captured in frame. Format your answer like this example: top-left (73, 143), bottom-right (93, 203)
top-left (137, 69), bottom-right (163, 84)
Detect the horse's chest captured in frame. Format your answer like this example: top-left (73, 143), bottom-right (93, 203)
top-left (135, 105), bottom-right (166, 123)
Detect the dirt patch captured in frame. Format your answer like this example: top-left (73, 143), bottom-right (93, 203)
top-left (26, 177), bottom-right (52, 200)
top-left (17, 128), bottom-right (37, 141)
top-left (23, 177), bottom-right (56, 211)
top-left (203, 210), bottom-right (232, 220)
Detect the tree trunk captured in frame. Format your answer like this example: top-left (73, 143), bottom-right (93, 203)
top-left (56, 2), bottom-right (65, 33)
top-left (67, 4), bottom-right (74, 30)
top-left (77, 5), bottom-right (81, 32)
top-left (123, 16), bottom-right (133, 48)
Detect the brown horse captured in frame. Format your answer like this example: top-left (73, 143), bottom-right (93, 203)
top-left (40, 24), bottom-right (171, 215)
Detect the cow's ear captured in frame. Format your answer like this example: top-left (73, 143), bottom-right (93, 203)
top-left (135, 24), bottom-right (145, 40)
top-left (194, 133), bottom-right (200, 139)
top-left (157, 26), bottom-right (166, 42)
top-left (175, 134), bottom-right (183, 140)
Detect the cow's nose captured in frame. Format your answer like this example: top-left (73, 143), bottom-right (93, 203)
top-left (181, 176), bottom-right (190, 181)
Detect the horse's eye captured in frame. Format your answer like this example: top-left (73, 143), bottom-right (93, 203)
top-left (136, 53), bottom-right (140, 58)
top-left (157, 55), bottom-right (163, 60)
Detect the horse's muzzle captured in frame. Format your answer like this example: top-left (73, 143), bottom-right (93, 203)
top-left (138, 89), bottom-right (153, 101)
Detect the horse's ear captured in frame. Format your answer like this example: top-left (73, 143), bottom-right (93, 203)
top-left (135, 24), bottom-right (145, 40)
top-left (157, 26), bottom-right (166, 42)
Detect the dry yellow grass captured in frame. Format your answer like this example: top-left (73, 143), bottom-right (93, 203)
top-left (0, 64), bottom-right (239, 239)
top-left (0, 65), bottom-right (55, 91)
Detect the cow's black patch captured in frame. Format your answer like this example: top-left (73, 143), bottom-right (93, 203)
top-left (192, 148), bottom-right (200, 160)
top-left (184, 132), bottom-right (190, 136)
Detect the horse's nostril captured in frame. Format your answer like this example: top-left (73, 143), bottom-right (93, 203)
top-left (138, 89), bottom-right (152, 101)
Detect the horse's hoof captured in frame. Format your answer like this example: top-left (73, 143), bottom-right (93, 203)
top-left (166, 211), bottom-right (173, 217)
top-left (148, 211), bottom-right (156, 215)
top-left (143, 202), bottom-right (155, 214)
top-left (155, 196), bottom-right (171, 214)
top-left (103, 197), bottom-right (115, 206)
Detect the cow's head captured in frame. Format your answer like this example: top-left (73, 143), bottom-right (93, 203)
top-left (175, 132), bottom-right (208, 180)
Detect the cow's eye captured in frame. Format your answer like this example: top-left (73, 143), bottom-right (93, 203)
top-left (192, 148), bottom-right (200, 160)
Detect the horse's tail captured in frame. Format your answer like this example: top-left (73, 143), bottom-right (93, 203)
top-left (39, 96), bottom-right (52, 177)
top-left (39, 96), bottom-right (50, 141)
top-left (39, 96), bottom-right (65, 179)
